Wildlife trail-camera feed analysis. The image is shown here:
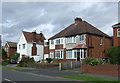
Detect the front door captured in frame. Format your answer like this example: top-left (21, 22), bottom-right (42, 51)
top-left (77, 50), bottom-right (80, 61)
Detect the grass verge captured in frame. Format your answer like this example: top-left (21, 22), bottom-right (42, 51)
top-left (62, 74), bottom-right (118, 81)
top-left (2, 66), bottom-right (34, 70)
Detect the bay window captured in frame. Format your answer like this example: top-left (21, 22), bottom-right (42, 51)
top-left (55, 50), bottom-right (63, 59)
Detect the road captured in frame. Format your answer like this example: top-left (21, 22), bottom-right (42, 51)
top-left (2, 69), bottom-right (78, 82)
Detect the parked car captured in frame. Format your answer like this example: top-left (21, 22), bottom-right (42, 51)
top-left (10, 59), bottom-right (17, 64)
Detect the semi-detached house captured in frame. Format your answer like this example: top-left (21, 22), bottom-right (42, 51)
top-left (45, 18), bottom-right (112, 62)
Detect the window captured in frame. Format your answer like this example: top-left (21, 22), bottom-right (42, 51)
top-left (55, 50), bottom-right (63, 59)
top-left (61, 39), bottom-right (63, 44)
top-left (80, 35), bottom-right (84, 41)
top-left (100, 39), bottom-right (103, 45)
top-left (22, 44), bottom-right (25, 49)
top-left (5, 48), bottom-right (8, 52)
top-left (56, 39), bottom-right (63, 44)
top-left (51, 40), bottom-right (54, 44)
top-left (74, 50), bottom-right (77, 58)
top-left (66, 50), bottom-right (72, 59)
top-left (50, 52), bottom-right (54, 58)
top-left (56, 39), bottom-right (60, 44)
top-left (117, 29), bottom-right (120, 37)
top-left (67, 37), bottom-right (76, 43)
top-left (19, 44), bottom-right (21, 49)
top-left (44, 42), bottom-right (49, 46)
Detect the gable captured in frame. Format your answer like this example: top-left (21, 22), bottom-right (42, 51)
top-left (18, 33), bottom-right (27, 44)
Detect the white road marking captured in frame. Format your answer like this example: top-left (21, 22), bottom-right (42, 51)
top-left (4, 78), bottom-right (16, 83)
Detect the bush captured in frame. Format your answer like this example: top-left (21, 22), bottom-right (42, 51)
top-left (83, 58), bottom-right (94, 64)
top-left (11, 53), bottom-right (20, 60)
top-left (46, 58), bottom-right (53, 63)
top-left (17, 57), bottom-right (35, 67)
top-left (83, 58), bottom-right (104, 66)
top-left (105, 46), bottom-right (120, 64)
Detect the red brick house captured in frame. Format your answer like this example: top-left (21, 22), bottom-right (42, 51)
top-left (112, 22), bottom-right (120, 46)
top-left (4, 41), bottom-right (17, 57)
top-left (47, 18), bottom-right (112, 62)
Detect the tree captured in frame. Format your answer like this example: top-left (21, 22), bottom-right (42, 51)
top-left (11, 52), bottom-right (20, 60)
top-left (2, 48), bottom-right (7, 59)
top-left (105, 46), bottom-right (120, 64)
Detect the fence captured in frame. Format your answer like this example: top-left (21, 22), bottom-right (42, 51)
top-left (59, 61), bottom-right (80, 70)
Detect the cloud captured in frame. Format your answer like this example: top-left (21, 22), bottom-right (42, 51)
top-left (1, 2), bottom-right (118, 45)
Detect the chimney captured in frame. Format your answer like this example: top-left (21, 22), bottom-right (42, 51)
top-left (39, 31), bottom-right (44, 43)
top-left (74, 17), bottom-right (82, 25)
top-left (32, 30), bottom-right (37, 42)
top-left (32, 30), bottom-right (37, 55)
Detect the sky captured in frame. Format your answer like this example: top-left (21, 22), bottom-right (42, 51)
top-left (1, 2), bottom-right (118, 45)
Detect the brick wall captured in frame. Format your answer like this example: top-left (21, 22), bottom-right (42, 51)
top-left (81, 64), bottom-right (120, 76)
top-left (44, 46), bottom-right (49, 54)
top-left (8, 47), bottom-right (17, 57)
top-left (86, 34), bottom-right (112, 58)
top-left (113, 28), bottom-right (120, 46)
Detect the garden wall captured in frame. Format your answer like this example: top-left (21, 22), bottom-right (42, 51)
top-left (81, 64), bottom-right (120, 76)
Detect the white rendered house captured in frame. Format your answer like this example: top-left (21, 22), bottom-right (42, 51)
top-left (17, 31), bottom-right (46, 62)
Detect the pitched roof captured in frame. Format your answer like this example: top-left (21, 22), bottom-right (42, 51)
top-left (49, 20), bottom-right (110, 40)
top-left (23, 31), bottom-right (46, 44)
top-left (112, 22), bottom-right (120, 28)
top-left (7, 41), bottom-right (17, 48)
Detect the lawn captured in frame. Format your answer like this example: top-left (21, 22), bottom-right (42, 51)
top-left (2, 66), bottom-right (34, 70)
top-left (63, 75), bottom-right (118, 82)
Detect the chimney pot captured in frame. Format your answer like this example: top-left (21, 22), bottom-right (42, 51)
top-left (74, 17), bottom-right (82, 25)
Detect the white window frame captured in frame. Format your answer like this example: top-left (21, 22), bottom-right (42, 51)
top-left (73, 50), bottom-right (77, 59)
top-left (66, 50), bottom-right (72, 59)
top-left (55, 38), bottom-right (63, 45)
top-left (51, 40), bottom-right (54, 44)
top-left (80, 34), bottom-right (84, 41)
top-left (55, 50), bottom-right (63, 59)
top-left (22, 44), bottom-right (25, 49)
top-left (50, 52), bottom-right (54, 59)
top-left (66, 36), bottom-right (76, 43)
top-left (19, 44), bottom-right (21, 49)
top-left (66, 50), bottom-right (77, 59)
top-left (117, 29), bottom-right (120, 37)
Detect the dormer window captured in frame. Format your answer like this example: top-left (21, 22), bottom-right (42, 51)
top-left (117, 29), bottom-right (120, 37)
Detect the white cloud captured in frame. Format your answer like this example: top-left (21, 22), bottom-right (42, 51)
top-left (1, 2), bottom-right (118, 45)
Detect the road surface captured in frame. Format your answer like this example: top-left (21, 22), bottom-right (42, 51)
top-left (2, 69), bottom-right (78, 82)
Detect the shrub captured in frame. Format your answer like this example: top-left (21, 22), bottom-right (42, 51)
top-left (17, 57), bottom-right (35, 67)
top-left (11, 53), bottom-right (20, 60)
top-left (83, 58), bottom-right (104, 66)
top-left (46, 58), bottom-right (53, 63)
top-left (83, 58), bottom-right (94, 64)
top-left (105, 46), bottom-right (120, 64)
top-left (90, 59), bottom-right (99, 66)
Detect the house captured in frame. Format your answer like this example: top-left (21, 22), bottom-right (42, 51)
top-left (47, 17), bottom-right (112, 62)
top-left (112, 22), bottom-right (120, 46)
top-left (4, 41), bottom-right (17, 57)
top-left (17, 31), bottom-right (46, 62)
